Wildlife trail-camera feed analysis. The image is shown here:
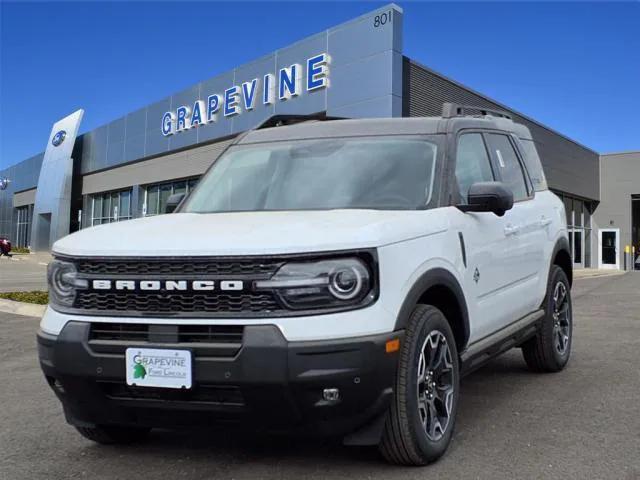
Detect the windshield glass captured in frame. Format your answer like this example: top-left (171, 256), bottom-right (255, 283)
top-left (183, 136), bottom-right (440, 213)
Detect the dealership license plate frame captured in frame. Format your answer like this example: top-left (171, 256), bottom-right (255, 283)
top-left (125, 347), bottom-right (193, 389)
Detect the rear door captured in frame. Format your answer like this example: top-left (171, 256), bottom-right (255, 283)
top-left (484, 132), bottom-right (546, 318)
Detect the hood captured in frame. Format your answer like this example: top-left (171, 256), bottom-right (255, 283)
top-left (52, 210), bottom-right (449, 257)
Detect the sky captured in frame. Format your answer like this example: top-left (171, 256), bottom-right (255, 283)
top-left (1, 1), bottom-right (639, 170)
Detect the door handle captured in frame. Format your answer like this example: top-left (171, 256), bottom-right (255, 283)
top-left (539, 216), bottom-right (552, 228)
top-left (504, 224), bottom-right (520, 236)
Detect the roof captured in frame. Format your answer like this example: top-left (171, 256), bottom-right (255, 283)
top-left (239, 117), bottom-right (445, 144)
top-left (238, 115), bottom-right (533, 144)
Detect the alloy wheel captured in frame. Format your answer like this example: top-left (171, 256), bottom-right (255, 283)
top-left (416, 330), bottom-right (455, 441)
top-left (552, 281), bottom-right (571, 355)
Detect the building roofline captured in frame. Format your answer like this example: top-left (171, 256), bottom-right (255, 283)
top-left (405, 57), bottom-right (599, 156)
top-left (600, 150), bottom-right (640, 157)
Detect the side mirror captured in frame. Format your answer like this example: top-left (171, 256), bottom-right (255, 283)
top-left (165, 193), bottom-right (185, 214)
top-left (458, 181), bottom-right (514, 217)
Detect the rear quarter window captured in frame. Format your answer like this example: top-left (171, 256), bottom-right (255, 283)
top-left (518, 139), bottom-right (548, 191)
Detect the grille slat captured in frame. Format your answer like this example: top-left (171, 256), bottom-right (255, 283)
top-left (88, 323), bottom-right (244, 357)
top-left (75, 291), bottom-right (281, 314)
top-left (89, 323), bottom-right (244, 343)
top-left (76, 259), bottom-right (282, 276)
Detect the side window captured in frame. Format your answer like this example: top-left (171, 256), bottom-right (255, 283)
top-left (485, 134), bottom-right (529, 201)
top-left (518, 139), bottom-right (548, 191)
top-left (455, 133), bottom-right (494, 204)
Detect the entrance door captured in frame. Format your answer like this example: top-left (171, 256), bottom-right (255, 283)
top-left (599, 229), bottom-right (620, 269)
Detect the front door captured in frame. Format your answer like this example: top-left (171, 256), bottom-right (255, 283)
top-left (599, 229), bottom-right (620, 269)
top-left (453, 131), bottom-right (539, 341)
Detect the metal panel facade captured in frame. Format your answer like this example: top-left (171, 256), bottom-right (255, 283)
top-left (81, 137), bottom-right (235, 195)
top-left (76, 4), bottom-right (403, 176)
top-left (13, 188), bottom-right (36, 208)
top-left (0, 154), bottom-right (43, 240)
top-left (403, 59), bottom-right (600, 201)
top-left (31, 110), bottom-right (85, 250)
top-left (593, 152), bottom-right (640, 267)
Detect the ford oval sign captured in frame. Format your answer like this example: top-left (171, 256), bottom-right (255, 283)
top-left (0, 177), bottom-right (9, 191)
top-left (52, 130), bottom-right (67, 147)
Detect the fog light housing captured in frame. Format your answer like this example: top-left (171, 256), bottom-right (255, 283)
top-left (322, 388), bottom-right (341, 402)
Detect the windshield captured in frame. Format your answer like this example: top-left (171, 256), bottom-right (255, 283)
top-left (183, 136), bottom-right (440, 213)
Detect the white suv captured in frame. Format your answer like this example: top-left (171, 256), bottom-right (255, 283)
top-left (38, 105), bottom-right (573, 465)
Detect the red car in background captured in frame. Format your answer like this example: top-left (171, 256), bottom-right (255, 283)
top-left (0, 237), bottom-right (12, 257)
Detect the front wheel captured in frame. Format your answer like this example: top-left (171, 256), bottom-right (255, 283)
top-left (522, 265), bottom-right (573, 372)
top-left (379, 304), bottom-right (459, 465)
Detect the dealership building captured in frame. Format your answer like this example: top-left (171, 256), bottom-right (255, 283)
top-left (0, 4), bottom-right (635, 270)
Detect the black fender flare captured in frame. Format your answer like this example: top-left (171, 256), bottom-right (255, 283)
top-left (550, 236), bottom-right (572, 286)
top-left (394, 268), bottom-right (470, 350)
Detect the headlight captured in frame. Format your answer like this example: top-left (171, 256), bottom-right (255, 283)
top-left (47, 259), bottom-right (88, 307)
top-left (255, 258), bottom-right (375, 311)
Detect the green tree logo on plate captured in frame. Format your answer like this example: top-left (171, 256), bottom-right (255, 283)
top-left (133, 362), bottom-right (147, 379)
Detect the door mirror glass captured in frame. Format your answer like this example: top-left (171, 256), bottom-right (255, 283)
top-left (165, 193), bottom-right (185, 214)
top-left (457, 181), bottom-right (514, 217)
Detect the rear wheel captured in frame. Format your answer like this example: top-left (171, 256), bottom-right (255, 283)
top-left (522, 265), bottom-right (572, 372)
top-left (379, 304), bottom-right (459, 465)
top-left (75, 425), bottom-right (151, 445)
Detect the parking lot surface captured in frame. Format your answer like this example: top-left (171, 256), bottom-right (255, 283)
top-left (0, 254), bottom-right (48, 292)
top-left (1, 273), bottom-right (638, 480)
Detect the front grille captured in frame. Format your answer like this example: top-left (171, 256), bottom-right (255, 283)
top-left (75, 291), bottom-right (281, 314)
top-left (88, 323), bottom-right (244, 357)
top-left (76, 258), bottom-right (282, 276)
top-left (70, 257), bottom-right (285, 316)
top-left (99, 382), bottom-right (245, 406)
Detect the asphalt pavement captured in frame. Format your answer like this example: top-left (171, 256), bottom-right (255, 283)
top-left (0, 254), bottom-right (49, 292)
top-left (1, 273), bottom-right (638, 479)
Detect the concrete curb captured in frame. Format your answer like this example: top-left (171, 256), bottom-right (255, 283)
top-left (574, 270), bottom-right (627, 279)
top-left (0, 298), bottom-right (46, 318)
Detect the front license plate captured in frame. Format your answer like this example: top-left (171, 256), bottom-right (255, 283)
top-left (125, 348), bottom-right (192, 389)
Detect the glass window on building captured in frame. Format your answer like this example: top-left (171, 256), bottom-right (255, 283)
top-left (563, 196), bottom-right (573, 226)
top-left (91, 189), bottom-right (133, 226)
top-left (574, 198), bottom-right (583, 227)
top-left (556, 192), bottom-right (592, 269)
top-left (15, 205), bottom-right (33, 248)
top-left (144, 178), bottom-right (199, 216)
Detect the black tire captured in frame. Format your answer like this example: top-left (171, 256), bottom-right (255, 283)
top-left (379, 304), bottom-right (460, 465)
top-left (75, 425), bottom-right (151, 445)
top-left (522, 265), bottom-right (573, 372)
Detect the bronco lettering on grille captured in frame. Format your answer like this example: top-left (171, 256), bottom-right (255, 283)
top-left (91, 280), bottom-right (245, 291)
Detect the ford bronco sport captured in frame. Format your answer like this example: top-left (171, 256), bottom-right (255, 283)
top-left (38, 104), bottom-right (573, 465)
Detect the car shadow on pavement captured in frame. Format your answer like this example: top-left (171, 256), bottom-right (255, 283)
top-left (83, 352), bottom-right (535, 468)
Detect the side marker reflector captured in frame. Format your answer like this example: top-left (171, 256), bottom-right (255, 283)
top-left (385, 338), bottom-right (400, 353)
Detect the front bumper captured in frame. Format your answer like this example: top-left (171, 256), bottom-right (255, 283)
top-left (38, 322), bottom-right (403, 437)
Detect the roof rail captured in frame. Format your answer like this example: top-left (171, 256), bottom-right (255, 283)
top-left (230, 113), bottom-right (347, 148)
top-left (255, 113), bottom-right (347, 130)
top-left (442, 103), bottom-right (512, 120)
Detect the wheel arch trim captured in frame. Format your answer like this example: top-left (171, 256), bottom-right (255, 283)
top-left (394, 268), bottom-right (470, 350)
top-left (551, 236), bottom-right (572, 286)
